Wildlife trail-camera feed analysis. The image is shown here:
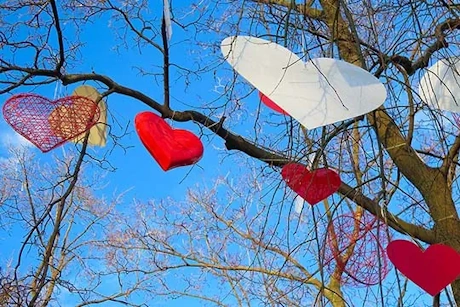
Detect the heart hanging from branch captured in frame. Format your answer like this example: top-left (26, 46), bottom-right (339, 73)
top-left (387, 240), bottom-right (460, 296)
top-left (418, 57), bottom-right (460, 114)
top-left (135, 111), bottom-right (204, 171)
top-left (3, 94), bottom-right (100, 152)
top-left (281, 163), bottom-right (341, 205)
top-left (70, 85), bottom-right (108, 147)
top-left (221, 36), bottom-right (387, 129)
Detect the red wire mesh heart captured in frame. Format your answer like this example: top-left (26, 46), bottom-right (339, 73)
top-left (453, 113), bottom-right (460, 127)
top-left (3, 93), bottom-right (100, 152)
top-left (323, 212), bottom-right (391, 286)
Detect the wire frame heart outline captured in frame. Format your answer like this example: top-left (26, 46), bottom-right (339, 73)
top-left (323, 213), bottom-right (391, 286)
top-left (452, 113), bottom-right (460, 127)
top-left (3, 93), bottom-right (101, 153)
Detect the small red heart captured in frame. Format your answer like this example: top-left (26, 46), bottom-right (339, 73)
top-left (259, 92), bottom-right (288, 115)
top-left (3, 94), bottom-right (100, 152)
top-left (281, 163), bottom-right (341, 205)
top-left (134, 111), bottom-right (204, 171)
top-left (387, 240), bottom-right (460, 296)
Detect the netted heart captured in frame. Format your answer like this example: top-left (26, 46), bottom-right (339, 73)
top-left (3, 93), bottom-right (100, 152)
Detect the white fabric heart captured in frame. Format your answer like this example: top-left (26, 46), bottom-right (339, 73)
top-left (221, 36), bottom-right (387, 129)
top-left (418, 57), bottom-right (460, 113)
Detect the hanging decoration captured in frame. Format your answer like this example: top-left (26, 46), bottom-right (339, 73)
top-left (418, 57), bottom-right (460, 113)
top-left (387, 240), bottom-right (460, 296)
top-left (221, 36), bottom-right (387, 129)
top-left (259, 91), bottom-right (288, 115)
top-left (134, 111), bottom-right (204, 171)
top-left (281, 163), bottom-right (341, 205)
top-left (163, 0), bottom-right (173, 41)
top-left (294, 194), bottom-right (304, 214)
top-left (3, 94), bottom-right (100, 152)
top-left (70, 85), bottom-right (108, 147)
top-left (324, 212), bottom-right (391, 286)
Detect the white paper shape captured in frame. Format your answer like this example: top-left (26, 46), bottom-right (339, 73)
top-left (163, 0), bottom-right (172, 41)
top-left (418, 57), bottom-right (460, 113)
top-left (221, 36), bottom-right (387, 129)
top-left (294, 194), bottom-right (304, 214)
top-left (72, 85), bottom-right (107, 147)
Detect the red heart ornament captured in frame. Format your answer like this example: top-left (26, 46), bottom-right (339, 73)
top-left (259, 91), bottom-right (288, 115)
top-left (134, 111), bottom-right (204, 171)
top-left (281, 163), bottom-right (341, 205)
top-left (387, 240), bottom-right (460, 296)
top-left (3, 94), bottom-right (100, 152)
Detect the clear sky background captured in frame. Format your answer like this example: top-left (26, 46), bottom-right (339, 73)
top-left (0, 1), bottom-right (454, 306)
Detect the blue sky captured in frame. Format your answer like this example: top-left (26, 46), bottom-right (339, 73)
top-left (0, 1), bottom-right (458, 306)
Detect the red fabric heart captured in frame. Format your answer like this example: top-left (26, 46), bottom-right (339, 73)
top-left (135, 111), bottom-right (204, 171)
top-left (387, 240), bottom-right (460, 296)
top-left (259, 91), bottom-right (288, 115)
top-left (281, 163), bottom-right (341, 205)
top-left (3, 94), bottom-right (100, 152)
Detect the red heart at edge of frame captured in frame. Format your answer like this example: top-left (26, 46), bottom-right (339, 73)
top-left (387, 240), bottom-right (460, 296)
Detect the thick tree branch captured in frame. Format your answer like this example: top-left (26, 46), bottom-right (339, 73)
top-left (388, 18), bottom-right (460, 75)
top-left (314, 0), bottom-right (460, 241)
top-left (170, 109), bottom-right (434, 243)
top-left (0, 68), bottom-right (435, 243)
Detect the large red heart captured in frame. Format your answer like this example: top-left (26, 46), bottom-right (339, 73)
top-left (259, 91), bottom-right (288, 115)
top-left (387, 240), bottom-right (460, 296)
top-left (281, 163), bottom-right (341, 205)
top-left (134, 111), bottom-right (204, 171)
top-left (3, 94), bottom-right (100, 152)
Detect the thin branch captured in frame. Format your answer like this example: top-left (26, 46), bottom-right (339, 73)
top-left (48, 0), bottom-right (65, 72)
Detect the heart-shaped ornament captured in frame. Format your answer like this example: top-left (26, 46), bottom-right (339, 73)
top-left (135, 111), bottom-right (204, 171)
top-left (281, 163), bottom-right (341, 205)
top-left (70, 85), bottom-right (108, 147)
top-left (222, 36), bottom-right (387, 129)
top-left (418, 57), bottom-right (460, 113)
top-left (3, 94), bottom-right (100, 152)
top-left (259, 91), bottom-right (288, 115)
top-left (387, 240), bottom-right (460, 296)
top-left (48, 96), bottom-right (101, 140)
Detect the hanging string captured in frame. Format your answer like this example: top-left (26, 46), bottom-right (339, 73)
top-left (163, 0), bottom-right (173, 41)
top-left (53, 79), bottom-right (61, 100)
top-left (301, 29), bottom-right (307, 65)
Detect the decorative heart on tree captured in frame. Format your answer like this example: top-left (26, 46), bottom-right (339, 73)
top-left (3, 94), bottom-right (100, 152)
top-left (49, 96), bottom-right (101, 140)
top-left (222, 36), bottom-right (387, 129)
top-left (418, 57), bottom-right (460, 113)
top-left (324, 212), bottom-right (391, 286)
top-left (259, 91), bottom-right (288, 115)
top-left (281, 163), bottom-right (341, 205)
top-left (70, 85), bottom-right (108, 147)
top-left (135, 111), bottom-right (204, 171)
top-left (387, 240), bottom-right (460, 296)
